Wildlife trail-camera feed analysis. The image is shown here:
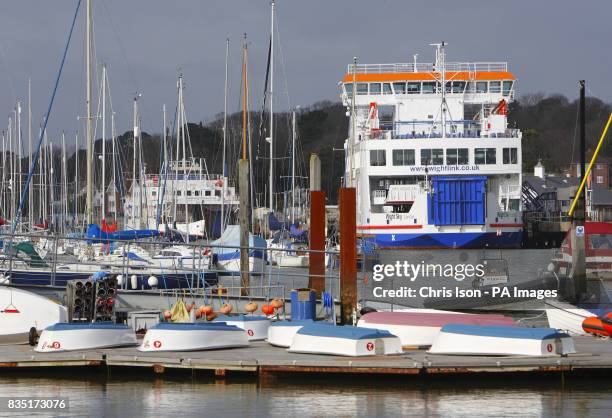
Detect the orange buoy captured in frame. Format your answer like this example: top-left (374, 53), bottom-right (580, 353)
top-left (206, 312), bottom-right (218, 321)
top-left (220, 304), bottom-right (233, 315)
top-left (201, 306), bottom-right (213, 316)
top-left (261, 304), bottom-right (272, 315)
top-left (244, 302), bottom-right (258, 313)
top-left (601, 313), bottom-right (612, 336)
top-left (163, 309), bottom-right (172, 320)
top-left (582, 316), bottom-right (610, 337)
top-left (270, 299), bottom-right (284, 309)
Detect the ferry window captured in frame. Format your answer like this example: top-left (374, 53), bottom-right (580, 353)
top-left (344, 83), bottom-right (353, 96)
top-left (205, 190), bottom-right (211, 196)
top-left (393, 82), bottom-right (406, 94)
top-left (465, 81), bottom-right (476, 93)
top-left (445, 82), bottom-right (452, 93)
top-left (452, 81), bottom-right (466, 93)
top-left (421, 149), bottom-right (444, 165)
top-left (589, 234), bottom-right (612, 249)
top-left (194, 190), bottom-right (200, 196)
top-left (357, 83), bottom-right (368, 95)
top-left (392, 149), bottom-right (415, 166)
top-left (508, 199), bottom-right (520, 211)
top-left (215, 190), bottom-right (221, 197)
top-left (447, 148), bottom-right (469, 165)
top-left (370, 150), bottom-right (386, 166)
top-left (382, 83), bottom-right (393, 95)
top-left (476, 82), bottom-right (488, 93)
top-left (489, 81), bottom-right (501, 93)
top-left (503, 148), bottom-right (518, 164)
top-left (422, 82), bottom-right (436, 94)
top-left (369, 83), bottom-right (381, 95)
top-left (151, 190), bottom-right (157, 196)
top-left (502, 81), bottom-right (513, 96)
top-left (177, 190), bottom-right (182, 196)
top-left (187, 190), bottom-right (192, 196)
top-left (406, 82), bottom-right (421, 94)
top-left (475, 148), bottom-right (496, 164)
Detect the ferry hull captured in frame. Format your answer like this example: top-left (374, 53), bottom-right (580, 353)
top-left (363, 231), bottom-right (522, 249)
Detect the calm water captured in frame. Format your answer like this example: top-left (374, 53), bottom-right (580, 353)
top-left (0, 375), bottom-right (610, 417)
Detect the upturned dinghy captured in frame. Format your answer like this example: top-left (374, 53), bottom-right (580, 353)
top-left (1, 286), bottom-right (67, 345)
top-left (214, 315), bottom-right (270, 341)
top-left (36, 322), bottom-right (137, 352)
top-left (139, 322), bottom-right (249, 352)
top-left (267, 319), bottom-right (314, 347)
top-left (428, 324), bottom-right (576, 356)
top-left (288, 323), bottom-right (402, 356)
top-left (357, 311), bottom-right (516, 347)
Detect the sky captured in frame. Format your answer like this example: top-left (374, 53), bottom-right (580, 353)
top-left (1, 0), bottom-right (611, 144)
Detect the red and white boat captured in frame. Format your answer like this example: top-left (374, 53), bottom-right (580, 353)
top-left (551, 221), bottom-right (612, 279)
top-left (357, 311), bottom-right (516, 346)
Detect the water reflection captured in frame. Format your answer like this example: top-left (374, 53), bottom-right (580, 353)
top-left (0, 376), bottom-right (610, 418)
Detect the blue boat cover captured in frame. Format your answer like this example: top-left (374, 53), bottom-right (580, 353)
top-left (152, 322), bottom-right (241, 332)
top-left (441, 324), bottom-right (569, 340)
top-left (91, 271), bottom-right (109, 280)
top-left (86, 224), bottom-right (160, 243)
top-left (296, 323), bottom-right (395, 340)
top-left (46, 322), bottom-right (130, 331)
top-left (269, 319), bottom-right (314, 327)
top-left (215, 314), bottom-right (269, 322)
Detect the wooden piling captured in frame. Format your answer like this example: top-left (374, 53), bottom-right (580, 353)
top-left (339, 187), bottom-right (357, 325)
top-left (309, 190), bottom-right (326, 295)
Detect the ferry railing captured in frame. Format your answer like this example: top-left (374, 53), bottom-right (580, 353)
top-left (347, 62), bottom-right (508, 74)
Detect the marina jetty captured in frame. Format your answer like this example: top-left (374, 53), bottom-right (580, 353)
top-left (0, 337), bottom-right (610, 379)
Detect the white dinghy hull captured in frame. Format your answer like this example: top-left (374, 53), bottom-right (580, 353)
top-left (215, 315), bottom-right (270, 341)
top-left (545, 299), bottom-right (593, 336)
top-left (36, 323), bottom-right (137, 352)
top-left (1, 286), bottom-right (67, 345)
top-left (139, 322), bottom-right (249, 352)
top-left (429, 324), bottom-right (576, 356)
top-left (266, 320), bottom-right (313, 347)
top-left (288, 323), bottom-right (403, 357)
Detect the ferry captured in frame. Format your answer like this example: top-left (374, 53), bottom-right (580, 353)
top-left (340, 42), bottom-right (522, 249)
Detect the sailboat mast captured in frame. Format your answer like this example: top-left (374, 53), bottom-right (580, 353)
top-left (62, 132), bottom-right (68, 233)
top-left (269, 0), bottom-right (275, 213)
top-left (291, 109), bottom-right (296, 224)
top-left (74, 131), bottom-right (79, 224)
top-left (28, 79), bottom-right (33, 227)
top-left (85, 0), bottom-right (94, 225)
top-left (101, 63), bottom-right (106, 220)
top-left (221, 38), bottom-right (229, 235)
top-left (111, 112), bottom-right (117, 221)
top-left (16, 102), bottom-right (22, 231)
top-left (131, 96), bottom-right (138, 228)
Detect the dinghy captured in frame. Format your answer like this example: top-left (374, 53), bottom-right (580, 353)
top-left (0, 286), bottom-right (67, 345)
top-left (139, 322), bottom-right (249, 352)
top-left (545, 299), bottom-right (597, 335)
top-left (214, 314), bottom-right (270, 341)
top-left (36, 322), bottom-right (137, 352)
top-left (428, 324), bottom-right (576, 356)
top-left (288, 323), bottom-right (402, 356)
top-left (267, 319), bottom-right (313, 347)
top-left (357, 311), bottom-right (516, 347)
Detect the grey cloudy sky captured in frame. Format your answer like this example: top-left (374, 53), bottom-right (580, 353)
top-left (1, 0), bottom-right (611, 141)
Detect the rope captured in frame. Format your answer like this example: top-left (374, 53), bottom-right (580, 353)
top-left (7, 0), bottom-right (82, 248)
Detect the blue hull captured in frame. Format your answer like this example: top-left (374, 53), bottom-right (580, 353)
top-left (3, 269), bottom-right (217, 289)
top-left (363, 231), bottom-right (523, 249)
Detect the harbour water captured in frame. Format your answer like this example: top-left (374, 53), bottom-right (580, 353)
top-left (0, 374), bottom-right (610, 417)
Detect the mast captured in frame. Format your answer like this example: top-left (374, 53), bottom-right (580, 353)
top-left (101, 63), bottom-right (106, 220)
top-left (28, 79), bottom-right (33, 227)
top-left (85, 0), bottom-right (94, 225)
top-left (221, 37), bottom-right (229, 235)
top-left (291, 109), bottom-right (296, 224)
top-left (74, 131), bottom-right (79, 225)
top-left (62, 132), bottom-right (68, 233)
top-left (268, 0), bottom-right (275, 213)
top-left (131, 96), bottom-right (138, 228)
top-left (580, 80), bottom-right (586, 219)
top-left (111, 112), bottom-right (117, 221)
top-left (49, 139), bottom-right (54, 228)
top-left (16, 101), bottom-right (22, 231)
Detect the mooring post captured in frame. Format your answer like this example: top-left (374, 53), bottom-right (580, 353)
top-left (339, 187), bottom-right (357, 325)
top-left (239, 159), bottom-right (250, 295)
top-left (309, 154), bottom-right (325, 295)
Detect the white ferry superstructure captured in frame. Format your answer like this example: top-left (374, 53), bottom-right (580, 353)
top-left (340, 43), bottom-right (522, 249)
